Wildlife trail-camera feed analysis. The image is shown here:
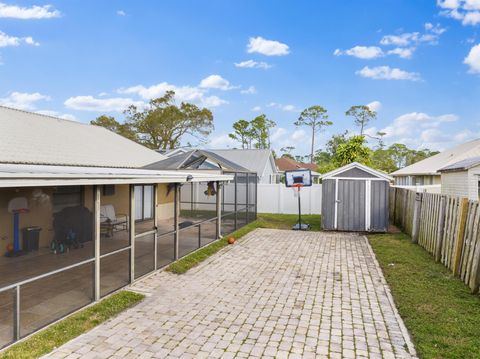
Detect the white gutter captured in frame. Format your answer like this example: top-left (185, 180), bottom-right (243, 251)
top-left (0, 164), bottom-right (233, 188)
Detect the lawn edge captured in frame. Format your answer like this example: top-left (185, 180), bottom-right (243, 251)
top-left (364, 235), bottom-right (417, 357)
top-left (0, 290), bottom-right (145, 359)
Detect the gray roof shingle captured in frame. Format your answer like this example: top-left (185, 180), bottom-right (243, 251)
top-left (0, 106), bottom-right (165, 168)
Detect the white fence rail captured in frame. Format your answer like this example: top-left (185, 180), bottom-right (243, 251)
top-left (257, 184), bottom-right (322, 214)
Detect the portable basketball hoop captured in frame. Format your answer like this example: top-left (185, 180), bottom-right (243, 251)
top-left (7, 197), bottom-right (29, 255)
top-left (285, 170), bottom-right (312, 231)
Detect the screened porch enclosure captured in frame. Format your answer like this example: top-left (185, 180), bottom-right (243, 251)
top-left (0, 174), bottom-right (257, 349)
top-left (180, 171), bottom-right (257, 238)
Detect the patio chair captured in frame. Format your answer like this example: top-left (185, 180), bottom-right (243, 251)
top-left (100, 205), bottom-right (128, 235)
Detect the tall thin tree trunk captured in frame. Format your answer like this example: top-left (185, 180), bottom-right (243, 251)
top-left (310, 126), bottom-right (315, 163)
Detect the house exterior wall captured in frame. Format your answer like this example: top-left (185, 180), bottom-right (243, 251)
top-left (441, 171), bottom-right (469, 198)
top-left (394, 174), bottom-right (440, 186)
top-left (259, 158), bottom-right (278, 184)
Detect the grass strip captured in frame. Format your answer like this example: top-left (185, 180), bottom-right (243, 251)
top-left (0, 290), bottom-right (144, 359)
top-left (369, 232), bottom-right (480, 359)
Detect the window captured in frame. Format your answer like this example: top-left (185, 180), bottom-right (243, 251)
top-left (52, 186), bottom-right (83, 213)
top-left (134, 185), bottom-right (154, 221)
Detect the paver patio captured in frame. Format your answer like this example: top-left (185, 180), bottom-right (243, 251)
top-left (44, 229), bottom-right (416, 359)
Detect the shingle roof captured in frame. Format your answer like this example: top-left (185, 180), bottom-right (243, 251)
top-left (207, 149), bottom-right (275, 176)
top-left (275, 157), bottom-right (317, 172)
top-left (0, 106), bottom-right (165, 168)
top-left (391, 138), bottom-right (480, 176)
top-left (144, 150), bottom-right (250, 172)
top-left (439, 156), bottom-right (480, 172)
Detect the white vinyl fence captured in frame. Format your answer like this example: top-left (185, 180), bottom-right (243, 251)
top-left (257, 184), bottom-right (322, 214)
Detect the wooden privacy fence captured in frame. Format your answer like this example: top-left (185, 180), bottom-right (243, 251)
top-left (390, 187), bottom-right (480, 293)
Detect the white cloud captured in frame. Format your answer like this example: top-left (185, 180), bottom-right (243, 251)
top-left (234, 59), bottom-right (272, 69)
top-left (371, 111), bottom-right (472, 150)
top-left (117, 10), bottom-right (126, 16)
top-left (334, 46), bottom-right (384, 59)
top-left (267, 102), bottom-right (298, 112)
top-left (0, 91), bottom-right (50, 110)
top-left (119, 81), bottom-right (228, 108)
top-left (270, 127), bottom-right (287, 142)
top-left (367, 101), bottom-right (382, 112)
top-left (251, 106), bottom-right (262, 112)
top-left (36, 110), bottom-right (76, 121)
top-left (64, 96), bottom-right (144, 112)
top-left (202, 95), bottom-right (228, 107)
top-left (0, 31), bottom-right (39, 47)
top-left (199, 74), bottom-right (234, 90)
top-left (208, 133), bottom-right (237, 149)
top-left (247, 36), bottom-right (290, 56)
top-left (463, 11), bottom-right (480, 24)
top-left (464, 43), bottom-right (480, 72)
top-left (380, 23), bottom-right (446, 48)
top-left (0, 2), bottom-right (60, 19)
top-left (120, 82), bottom-right (203, 101)
top-left (356, 66), bottom-right (421, 81)
top-left (380, 33), bottom-right (419, 46)
top-left (438, 0), bottom-right (461, 9)
top-left (240, 86), bottom-right (257, 95)
top-left (438, 0), bottom-right (480, 25)
top-left (387, 47), bottom-right (415, 59)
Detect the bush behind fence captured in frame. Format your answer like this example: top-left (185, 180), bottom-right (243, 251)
top-left (390, 187), bottom-right (480, 293)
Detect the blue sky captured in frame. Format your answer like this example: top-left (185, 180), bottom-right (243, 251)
top-left (1, 1), bottom-right (480, 155)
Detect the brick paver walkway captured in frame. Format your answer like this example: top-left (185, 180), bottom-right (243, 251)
top-left (45, 229), bottom-right (416, 359)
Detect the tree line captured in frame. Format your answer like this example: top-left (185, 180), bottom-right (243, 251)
top-left (91, 90), bottom-right (438, 173)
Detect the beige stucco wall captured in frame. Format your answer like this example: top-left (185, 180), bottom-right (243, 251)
top-left (0, 183), bottom-right (176, 255)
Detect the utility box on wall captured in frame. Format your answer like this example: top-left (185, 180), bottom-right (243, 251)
top-left (321, 162), bottom-right (392, 232)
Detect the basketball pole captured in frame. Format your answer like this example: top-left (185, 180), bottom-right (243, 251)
top-left (297, 187), bottom-right (302, 229)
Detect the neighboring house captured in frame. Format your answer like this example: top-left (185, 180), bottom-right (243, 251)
top-left (164, 148), bottom-right (280, 184)
top-left (0, 106), bottom-right (254, 349)
top-left (439, 157), bottom-right (480, 200)
top-left (391, 138), bottom-right (480, 187)
top-left (275, 157), bottom-right (321, 183)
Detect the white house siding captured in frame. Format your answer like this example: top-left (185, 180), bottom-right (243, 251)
top-left (467, 166), bottom-right (480, 200)
top-left (259, 159), bottom-right (279, 184)
top-left (441, 171), bottom-right (470, 198)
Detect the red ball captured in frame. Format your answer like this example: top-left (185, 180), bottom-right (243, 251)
top-left (227, 237), bottom-right (235, 245)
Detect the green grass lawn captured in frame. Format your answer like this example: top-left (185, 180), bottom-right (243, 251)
top-left (0, 291), bottom-right (144, 359)
top-left (166, 213), bottom-right (320, 274)
top-left (369, 233), bottom-right (480, 359)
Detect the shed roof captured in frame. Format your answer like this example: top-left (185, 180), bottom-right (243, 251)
top-left (391, 138), bottom-right (480, 176)
top-left (320, 162), bottom-right (393, 181)
top-left (439, 156), bottom-right (480, 172)
top-left (0, 106), bottom-right (165, 168)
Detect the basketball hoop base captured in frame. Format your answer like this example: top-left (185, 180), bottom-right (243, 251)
top-left (292, 223), bottom-right (311, 231)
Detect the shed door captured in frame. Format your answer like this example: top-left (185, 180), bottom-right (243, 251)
top-left (337, 179), bottom-right (366, 231)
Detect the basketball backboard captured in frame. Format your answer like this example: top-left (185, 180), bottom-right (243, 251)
top-left (285, 169), bottom-right (312, 188)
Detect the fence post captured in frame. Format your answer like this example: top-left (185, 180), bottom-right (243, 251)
top-left (412, 192), bottom-right (423, 244)
top-left (402, 189), bottom-right (408, 229)
top-left (435, 195), bottom-right (447, 262)
top-left (453, 197), bottom-right (469, 276)
top-left (391, 187), bottom-right (397, 224)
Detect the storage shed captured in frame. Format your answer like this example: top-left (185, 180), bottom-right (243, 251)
top-left (321, 162), bottom-right (392, 232)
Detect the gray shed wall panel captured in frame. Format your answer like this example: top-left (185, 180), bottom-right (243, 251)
top-left (337, 179), bottom-right (366, 231)
top-left (370, 181), bottom-right (389, 232)
top-left (333, 167), bottom-right (376, 178)
top-left (321, 179), bottom-right (336, 230)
